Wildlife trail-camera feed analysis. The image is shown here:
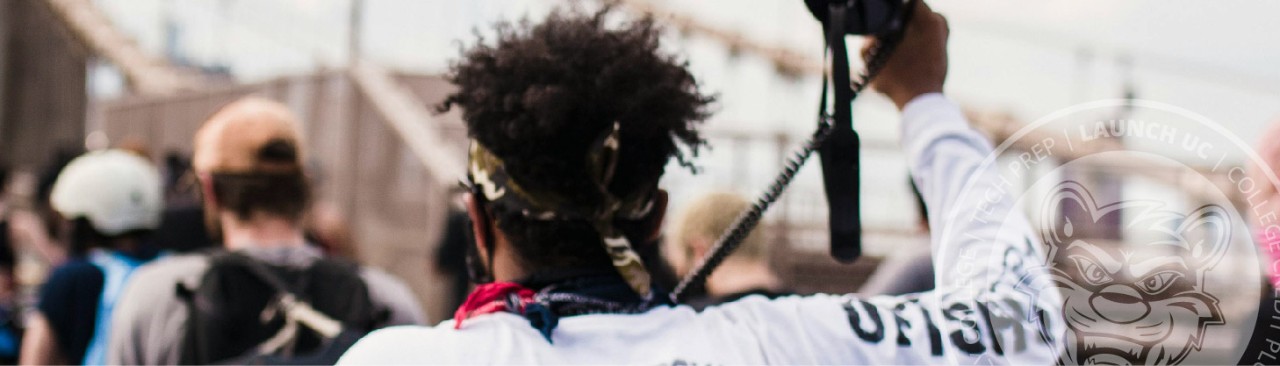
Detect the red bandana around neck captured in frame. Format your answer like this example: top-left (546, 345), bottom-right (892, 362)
top-left (453, 282), bottom-right (536, 330)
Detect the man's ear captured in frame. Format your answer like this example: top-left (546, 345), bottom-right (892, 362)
top-left (465, 193), bottom-right (491, 261)
top-left (198, 173), bottom-right (218, 209)
top-left (198, 173), bottom-right (224, 241)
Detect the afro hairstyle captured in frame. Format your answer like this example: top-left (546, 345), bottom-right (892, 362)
top-left (440, 7), bottom-right (715, 271)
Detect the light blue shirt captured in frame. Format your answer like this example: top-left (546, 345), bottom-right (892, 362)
top-left (82, 249), bottom-right (157, 366)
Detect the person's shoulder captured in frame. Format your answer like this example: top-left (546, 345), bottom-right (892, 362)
top-left (354, 325), bottom-right (444, 344)
top-left (121, 253), bottom-right (210, 299)
top-left (358, 266), bottom-right (408, 288)
top-left (135, 253), bottom-right (209, 279)
top-left (341, 314), bottom-right (553, 364)
top-left (46, 259), bottom-right (104, 282)
top-left (338, 325), bottom-right (463, 364)
top-left (358, 266), bottom-right (415, 299)
top-left (357, 266), bottom-right (427, 325)
top-left (697, 292), bottom-right (851, 325)
top-left (109, 254), bottom-right (211, 365)
top-left (707, 292), bottom-right (844, 309)
top-left (39, 259), bottom-right (104, 306)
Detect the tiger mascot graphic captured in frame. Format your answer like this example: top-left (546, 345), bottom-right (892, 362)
top-left (1040, 181), bottom-right (1228, 365)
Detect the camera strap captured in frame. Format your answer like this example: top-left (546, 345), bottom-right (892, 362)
top-left (671, 0), bottom-right (916, 303)
top-left (818, 1), bottom-right (863, 263)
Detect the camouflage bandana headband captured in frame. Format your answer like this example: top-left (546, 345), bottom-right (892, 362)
top-left (467, 122), bottom-right (655, 299)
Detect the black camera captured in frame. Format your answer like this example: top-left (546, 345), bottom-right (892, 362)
top-left (804, 0), bottom-right (907, 36)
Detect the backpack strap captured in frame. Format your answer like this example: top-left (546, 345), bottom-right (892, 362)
top-left (218, 253), bottom-right (346, 339)
top-left (176, 250), bottom-right (222, 365)
top-left (176, 250), bottom-right (352, 364)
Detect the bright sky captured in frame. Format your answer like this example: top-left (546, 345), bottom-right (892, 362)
top-left (89, 0), bottom-right (1280, 237)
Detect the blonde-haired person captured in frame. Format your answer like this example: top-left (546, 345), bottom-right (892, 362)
top-left (858, 179), bottom-right (935, 296)
top-left (666, 191), bottom-right (785, 309)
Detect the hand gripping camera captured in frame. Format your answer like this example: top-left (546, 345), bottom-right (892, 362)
top-left (672, 0), bottom-right (915, 302)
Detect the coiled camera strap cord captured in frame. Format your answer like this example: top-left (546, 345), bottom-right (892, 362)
top-left (671, 0), bottom-right (917, 303)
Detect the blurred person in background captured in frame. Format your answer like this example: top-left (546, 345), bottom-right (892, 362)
top-left (114, 137), bottom-right (152, 161)
top-left (19, 150), bottom-right (165, 365)
top-left (301, 160), bottom-right (359, 259)
top-left (338, 3), bottom-right (1062, 364)
top-left (5, 148), bottom-right (88, 269)
top-left (1248, 120), bottom-right (1280, 291)
top-left (1241, 118), bottom-right (1280, 364)
top-left (665, 191), bottom-right (787, 309)
top-left (148, 151), bottom-right (216, 253)
top-left (107, 97), bottom-right (423, 365)
top-left (162, 152), bottom-right (196, 206)
top-left (858, 179), bottom-right (934, 295)
top-left (304, 200), bottom-right (357, 259)
top-left (0, 165), bottom-right (20, 364)
top-left (434, 187), bottom-right (481, 313)
top-left (36, 149), bottom-right (85, 261)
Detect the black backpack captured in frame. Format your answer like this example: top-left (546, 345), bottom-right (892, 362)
top-left (176, 252), bottom-right (385, 365)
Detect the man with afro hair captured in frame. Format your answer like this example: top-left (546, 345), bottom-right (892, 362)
top-left (340, 2), bottom-right (1063, 364)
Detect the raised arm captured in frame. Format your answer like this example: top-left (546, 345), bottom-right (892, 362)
top-left (882, 2), bottom-right (1062, 362)
top-left (716, 2), bottom-right (1062, 364)
top-left (873, 0), bottom-right (1055, 303)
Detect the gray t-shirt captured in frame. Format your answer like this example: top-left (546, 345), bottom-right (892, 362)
top-left (106, 245), bottom-right (425, 365)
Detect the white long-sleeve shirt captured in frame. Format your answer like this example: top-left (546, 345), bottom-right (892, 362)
top-left (337, 94), bottom-right (1065, 365)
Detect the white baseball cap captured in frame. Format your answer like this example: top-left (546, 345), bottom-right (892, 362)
top-left (50, 149), bottom-right (163, 236)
